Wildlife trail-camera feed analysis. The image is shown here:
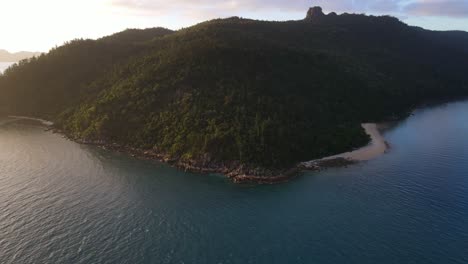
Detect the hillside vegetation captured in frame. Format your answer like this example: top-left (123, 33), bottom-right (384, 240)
top-left (1, 8), bottom-right (468, 172)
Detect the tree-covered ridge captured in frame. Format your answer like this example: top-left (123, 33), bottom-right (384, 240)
top-left (1, 9), bottom-right (468, 170)
top-left (0, 27), bottom-right (173, 116)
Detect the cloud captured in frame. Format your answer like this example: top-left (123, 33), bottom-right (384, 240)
top-left (109, 0), bottom-right (468, 19)
top-left (404, 0), bottom-right (468, 17)
top-left (312, 0), bottom-right (403, 13)
top-left (109, 0), bottom-right (309, 18)
top-left (110, 0), bottom-right (309, 11)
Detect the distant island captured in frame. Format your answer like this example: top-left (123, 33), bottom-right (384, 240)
top-left (1, 7), bottom-right (468, 183)
top-left (0, 49), bottom-right (42, 62)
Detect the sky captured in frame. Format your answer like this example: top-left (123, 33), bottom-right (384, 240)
top-left (1, 0), bottom-right (467, 52)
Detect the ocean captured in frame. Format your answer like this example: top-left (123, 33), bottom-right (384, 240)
top-left (0, 101), bottom-right (467, 263)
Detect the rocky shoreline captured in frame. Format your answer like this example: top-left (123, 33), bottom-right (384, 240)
top-left (70, 138), bottom-right (305, 184)
top-left (71, 124), bottom-right (386, 184)
top-left (4, 116), bottom-right (381, 184)
top-left (67, 136), bottom-right (362, 184)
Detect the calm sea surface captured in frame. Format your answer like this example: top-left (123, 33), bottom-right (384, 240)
top-left (0, 62), bottom-right (15, 74)
top-left (1, 101), bottom-right (468, 264)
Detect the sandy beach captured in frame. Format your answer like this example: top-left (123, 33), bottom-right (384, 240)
top-left (301, 123), bottom-right (388, 168)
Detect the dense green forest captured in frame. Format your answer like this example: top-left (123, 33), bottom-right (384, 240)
top-left (1, 8), bottom-right (468, 173)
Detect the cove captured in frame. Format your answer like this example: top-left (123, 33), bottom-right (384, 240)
top-left (0, 101), bottom-right (467, 263)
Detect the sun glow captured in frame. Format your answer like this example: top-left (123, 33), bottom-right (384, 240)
top-left (0, 0), bottom-right (467, 52)
top-left (0, 0), bottom-right (185, 52)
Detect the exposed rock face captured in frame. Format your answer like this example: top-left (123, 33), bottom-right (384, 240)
top-left (306, 6), bottom-right (325, 20)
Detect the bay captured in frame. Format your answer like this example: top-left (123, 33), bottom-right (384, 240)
top-left (1, 101), bottom-right (467, 263)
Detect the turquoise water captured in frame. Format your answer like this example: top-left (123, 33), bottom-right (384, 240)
top-left (1, 101), bottom-right (468, 264)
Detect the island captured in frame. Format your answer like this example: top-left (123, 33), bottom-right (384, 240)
top-left (0, 49), bottom-right (42, 62)
top-left (1, 7), bottom-right (467, 183)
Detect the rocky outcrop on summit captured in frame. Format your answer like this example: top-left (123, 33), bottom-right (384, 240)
top-left (306, 7), bottom-right (325, 19)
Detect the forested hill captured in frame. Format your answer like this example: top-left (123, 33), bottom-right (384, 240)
top-left (0, 27), bottom-right (173, 115)
top-left (1, 7), bottom-right (468, 172)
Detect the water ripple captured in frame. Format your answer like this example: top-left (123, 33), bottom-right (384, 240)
top-left (1, 102), bottom-right (468, 263)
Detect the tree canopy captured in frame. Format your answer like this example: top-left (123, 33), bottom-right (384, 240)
top-left (1, 11), bottom-right (467, 169)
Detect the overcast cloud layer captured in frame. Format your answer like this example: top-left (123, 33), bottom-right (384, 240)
top-left (1, 0), bottom-right (467, 52)
top-left (110, 0), bottom-right (468, 18)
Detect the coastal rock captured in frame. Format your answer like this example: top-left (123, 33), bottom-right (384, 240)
top-left (306, 6), bottom-right (325, 20)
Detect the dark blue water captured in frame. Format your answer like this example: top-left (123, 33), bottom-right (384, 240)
top-left (1, 101), bottom-right (468, 264)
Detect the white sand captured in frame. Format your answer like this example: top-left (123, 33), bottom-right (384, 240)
top-left (7, 116), bottom-right (54, 126)
top-left (301, 123), bottom-right (388, 167)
